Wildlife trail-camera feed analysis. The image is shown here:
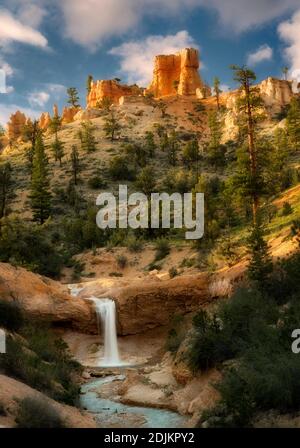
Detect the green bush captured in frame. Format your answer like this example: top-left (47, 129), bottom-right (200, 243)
top-left (108, 156), bottom-right (134, 181)
top-left (281, 201), bottom-right (293, 216)
top-left (116, 255), bottom-right (128, 269)
top-left (16, 397), bottom-right (65, 428)
top-left (126, 235), bottom-right (144, 253)
top-left (0, 300), bottom-right (23, 331)
top-left (154, 239), bottom-right (170, 261)
top-left (0, 216), bottom-right (64, 278)
top-left (169, 267), bottom-right (178, 278)
top-left (87, 175), bottom-right (106, 190)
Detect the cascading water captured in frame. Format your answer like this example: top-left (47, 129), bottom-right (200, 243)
top-left (89, 297), bottom-right (121, 367)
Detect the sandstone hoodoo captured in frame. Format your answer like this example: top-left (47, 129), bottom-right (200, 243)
top-left (146, 47), bottom-right (210, 98)
top-left (87, 80), bottom-right (142, 108)
top-left (7, 111), bottom-right (27, 141)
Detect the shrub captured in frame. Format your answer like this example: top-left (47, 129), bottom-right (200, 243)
top-left (169, 267), bottom-right (178, 278)
top-left (87, 175), bottom-right (106, 190)
top-left (0, 300), bottom-right (24, 331)
top-left (281, 201), bottom-right (293, 216)
top-left (126, 235), bottom-right (143, 253)
top-left (108, 156), bottom-right (134, 181)
top-left (16, 397), bottom-right (65, 428)
top-left (116, 255), bottom-right (128, 269)
top-left (154, 239), bottom-right (170, 261)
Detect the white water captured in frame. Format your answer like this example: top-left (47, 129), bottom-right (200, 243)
top-left (89, 297), bottom-right (122, 367)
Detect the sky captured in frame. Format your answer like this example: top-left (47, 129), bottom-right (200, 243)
top-left (0, 0), bottom-right (300, 126)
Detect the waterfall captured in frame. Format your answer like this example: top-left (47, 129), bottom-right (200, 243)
top-left (89, 297), bottom-right (121, 367)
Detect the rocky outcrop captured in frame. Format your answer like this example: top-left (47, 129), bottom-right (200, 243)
top-left (146, 48), bottom-right (208, 98)
top-left (0, 374), bottom-right (96, 428)
top-left (38, 112), bottom-right (51, 130)
top-left (73, 108), bottom-right (103, 121)
top-left (222, 77), bottom-right (295, 142)
top-left (77, 273), bottom-right (210, 335)
top-left (258, 77), bottom-right (293, 113)
top-left (0, 263), bottom-right (96, 332)
top-left (7, 111), bottom-right (27, 141)
top-left (87, 80), bottom-right (142, 108)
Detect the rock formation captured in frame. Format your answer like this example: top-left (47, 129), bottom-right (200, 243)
top-left (7, 111), bottom-right (27, 141)
top-left (146, 48), bottom-right (209, 98)
top-left (53, 103), bottom-right (59, 117)
top-left (38, 112), bottom-right (51, 130)
top-left (258, 77), bottom-right (293, 113)
top-left (62, 106), bottom-right (80, 124)
top-left (87, 80), bottom-right (142, 108)
top-left (0, 262), bottom-right (96, 332)
top-left (77, 273), bottom-right (210, 335)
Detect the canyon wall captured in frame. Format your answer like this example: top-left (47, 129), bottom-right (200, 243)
top-left (146, 48), bottom-right (209, 98)
top-left (7, 111), bottom-right (27, 141)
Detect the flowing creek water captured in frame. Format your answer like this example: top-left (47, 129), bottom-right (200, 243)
top-left (69, 285), bottom-right (187, 428)
top-left (80, 375), bottom-right (187, 428)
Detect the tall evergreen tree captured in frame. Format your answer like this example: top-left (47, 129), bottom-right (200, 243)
top-left (207, 111), bottom-right (226, 168)
top-left (51, 137), bottom-right (64, 166)
top-left (78, 120), bottom-right (97, 152)
top-left (145, 132), bottom-right (156, 159)
top-left (29, 135), bottom-right (51, 224)
top-left (286, 97), bottom-right (300, 151)
top-left (213, 77), bottom-right (222, 110)
top-left (70, 145), bottom-right (80, 186)
top-left (0, 162), bottom-right (12, 219)
top-left (49, 115), bottom-right (62, 139)
top-left (103, 112), bottom-right (121, 141)
top-left (230, 65), bottom-right (263, 224)
top-left (67, 87), bottom-right (80, 108)
top-left (86, 75), bottom-right (93, 94)
top-left (247, 222), bottom-right (273, 290)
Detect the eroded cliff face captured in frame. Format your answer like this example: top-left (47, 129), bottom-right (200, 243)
top-left (221, 77), bottom-right (295, 142)
top-left (87, 80), bottom-right (142, 108)
top-left (146, 48), bottom-right (209, 98)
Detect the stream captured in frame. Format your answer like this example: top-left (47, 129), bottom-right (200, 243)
top-left (80, 375), bottom-right (187, 428)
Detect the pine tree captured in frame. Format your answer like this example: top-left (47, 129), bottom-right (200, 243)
top-left (49, 115), bottom-right (62, 139)
top-left (282, 66), bottom-right (289, 81)
top-left (29, 135), bottom-right (51, 224)
top-left (78, 120), bottom-right (97, 152)
top-left (86, 75), bottom-right (93, 94)
top-left (103, 112), bottom-right (121, 141)
top-left (230, 65), bottom-right (263, 225)
top-left (213, 77), bottom-right (222, 110)
top-left (207, 111), bottom-right (226, 168)
top-left (286, 97), bottom-right (300, 151)
top-left (51, 137), bottom-right (64, 165)
top-left (183, 139), bottom-right (200, 170)
top-left (67, 87), bottom-right (80, 108)
top-left (247, 222), bottom-right (273, 290)
top-left (167, 131), bottom-right (179, 166)
top-left (145, 131), bottom-right (156, 158)
top-left (0, 162), bottom-right (12, 219)
top-left (70, 145), bottom-right (80, 185)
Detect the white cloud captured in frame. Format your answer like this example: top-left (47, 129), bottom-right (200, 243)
top-left (278, 9), bottom-right (300, 82)
top-left (109, 31), bottom-right (197, 86)
top-left (28, 91), bottom-right (50, 108)
top-left (46, 83), bottom-right (66, 96)
top-left (0, 9), bottom-right (48, 48)
top-left (247, 44), bottom-right (273, 66)
top-left (57, 0), bottom-right (300, 48)
top-left (0, 103), bottom-right (40, 127)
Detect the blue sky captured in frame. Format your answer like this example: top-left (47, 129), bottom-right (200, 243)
top-left (0, 0), bottom-right (300, 126)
